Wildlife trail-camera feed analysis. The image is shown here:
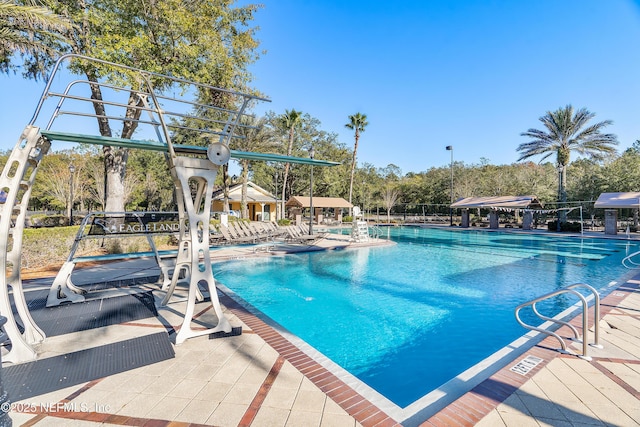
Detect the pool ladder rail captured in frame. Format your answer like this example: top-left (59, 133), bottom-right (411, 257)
top-left (621, 250), bottom-right (640, 268)
top-left (515, 283), bottom-right (603, 361)
top-left (369, 224), bottom-right (383, 239)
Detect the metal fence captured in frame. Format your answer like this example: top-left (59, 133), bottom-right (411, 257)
top-left (360, 200), bottom-right (640, 230)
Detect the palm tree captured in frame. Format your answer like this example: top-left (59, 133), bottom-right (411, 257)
top-left (345, 112), bottom-right (368, 216)
top-left (517, 105), bottom-right (617, 228)
top-left (278, 109), bottom-right (302, 220)
top-left (0, 1), bottom-right (71, 76)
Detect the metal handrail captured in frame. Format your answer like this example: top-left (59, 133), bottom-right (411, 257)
top-left (369, 224), bottom-right (382, 239)
top-left (29, 54), bottom-right (267, 156)
top-left (515, 283), bottom-right (602, 361)
top-left (622, 250), bottom-right (640, 268)
top-left (30, 53), bottom-right (269, 128)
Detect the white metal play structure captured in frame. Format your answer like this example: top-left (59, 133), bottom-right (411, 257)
top-left (0, 54), bottom-right (337, 363)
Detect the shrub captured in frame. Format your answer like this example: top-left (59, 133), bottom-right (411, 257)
top-left (547, 220), bottom-right (582, 232)
top-left (19, 227), bottom-right (177, 270)
top-left (29, 214), bottom-right (70, 227)
top-left (28, 214), bottom-right (48, 227)
top-left (107, 240), bottom-right (124, 254)
top-left (20, 226), bottom-right (85, 269)
top-left (343, 215), bottom-right (353, 223)
top-left (277, 218), bottom-right (291, 226)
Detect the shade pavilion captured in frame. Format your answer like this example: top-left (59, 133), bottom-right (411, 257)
top-left (594, 192), bottom-right (640, 235)
top-left (285, 196), bottom-right (352, 225)
top-left (451, 195), bottom-right (543, 229)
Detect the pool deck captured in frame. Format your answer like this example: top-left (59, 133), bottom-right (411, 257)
top-left (3, 230), bottom-right (640, 426)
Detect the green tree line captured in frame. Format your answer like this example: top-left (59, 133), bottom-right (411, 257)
top-left (0, 2), bottom-right (629, 228)
top-left (2, 112), bottom-right (638, 222)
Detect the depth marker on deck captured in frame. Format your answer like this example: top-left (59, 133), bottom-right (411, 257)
top-left (510, 355), bottom-right (544, 376)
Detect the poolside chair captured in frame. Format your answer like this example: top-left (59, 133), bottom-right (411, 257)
top-left (261, 221), bottom-right (289, 239)
top-left (230, 222), bottom-right (250, 238)
top-left (273, 222), bottom-right (291, 238)
top-left (242, 221), bottom-right (269, 241)
top-left (229, 222), bottom-right (257, 241)
top-left (259, 221), bottom-right (275, 233)
top-left (284, 224), bottom-right (325, 244)
top-left (233, 221), bottom-right (254, 237)
top-left (209, 224), bottom-right (227, 245)
top-left (296, 223), bottom-right (328, 239)
top-left (218, 224), bottom-right (256, 244)
top-left (296, 223), bottom-right (314, 235)
top-left (247, 222), bottom-right (275, 241)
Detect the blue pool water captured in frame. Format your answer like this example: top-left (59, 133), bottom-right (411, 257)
top-left (213, 227), bottom-right (638, 407)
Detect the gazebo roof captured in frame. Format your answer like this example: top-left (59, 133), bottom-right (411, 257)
top-left (594, 192), bottom-right (640, 209)
top-left (451, 195), bottom-right (543, 209)
top-left (285, 196), bottom-right (352, 209)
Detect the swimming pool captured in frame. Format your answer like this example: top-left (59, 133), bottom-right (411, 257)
top-left (213, 227), bottom-right (638, 409)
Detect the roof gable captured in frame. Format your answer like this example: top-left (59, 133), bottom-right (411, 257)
top-left (594, 192), bottom-right (640, 209)
top-left (286, 196), bottom-right (352, 208)
top-left (212, 181), bottom-right (276, 202)
top-left (451, 195), bottom-right (542, 209)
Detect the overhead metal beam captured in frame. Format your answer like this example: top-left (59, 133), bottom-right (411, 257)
top-left (40, 130), bottom-right (340, 167)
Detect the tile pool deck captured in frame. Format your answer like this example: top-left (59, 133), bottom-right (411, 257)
top-left (3, 231), bottom-right (640, 426)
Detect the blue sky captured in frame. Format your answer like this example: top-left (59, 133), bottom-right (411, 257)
top-left (2, 0), bottom-right (640, 174)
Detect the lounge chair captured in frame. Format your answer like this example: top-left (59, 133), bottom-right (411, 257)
top-left (243, 221), bottom-right (269, 240)
top-left (230, 222), bottom-right (250, 238)
top-left (218, 224), bottom-right (256, 244)
top-left (209, 224), bottom-right (226, 245)
top-left (295, 223), bottom-right (327, 236)
top-left (230, 222), bottom-right (257, 241)
top-left (238, 221), bottom-right (271, 242)
top-left (247, 222), bottom-right (275, 241)
top-left (285, 224), bottom-right (324, 243)
top-left (261, 221), bottom-right (289, 238)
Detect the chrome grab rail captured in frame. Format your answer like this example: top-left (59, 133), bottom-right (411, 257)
top-left (515, 283), bottom-right (602, 361)
top-left (622, 250), bottom-right (640, 268)
top-left (369, 224), bottom-right (382, 239)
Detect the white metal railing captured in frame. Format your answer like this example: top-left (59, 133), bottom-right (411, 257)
top-left (515, 283), bottom-right (602, 361)
top-left (369, 224), bottom-right (383, 239)
top-left (622, 250), bottom-right (640, 268)
top-left (30, 54), bottom-right (267, 144)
